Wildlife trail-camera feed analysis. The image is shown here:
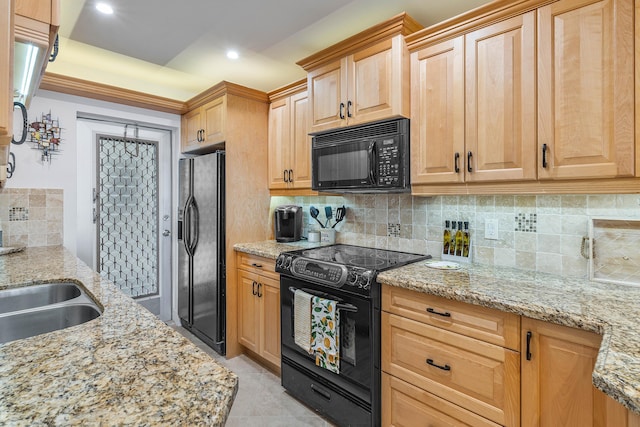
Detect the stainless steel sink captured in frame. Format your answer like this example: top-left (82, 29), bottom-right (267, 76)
top-left (0, 282), bottom-right (82, 314)
top-left (0, 282), bottom-right (102, 345)
top-left (0, 304), bottom-right (101, 344)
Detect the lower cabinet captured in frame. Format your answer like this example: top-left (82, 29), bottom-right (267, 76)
top-left (521, 318), bottom-right (638, 427)
top-left (237, 253), bottom-right (281, 369)
top-left (381, 284), bottom-right (640, 426)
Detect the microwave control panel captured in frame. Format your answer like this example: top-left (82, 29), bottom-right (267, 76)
top-left (376, 138), bottom-right (401, 186)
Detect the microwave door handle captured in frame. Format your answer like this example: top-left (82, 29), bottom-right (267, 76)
top-left (368, 141), bottom-right (377, 185)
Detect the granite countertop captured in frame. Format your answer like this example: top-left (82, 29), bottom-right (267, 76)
top-left (0, 246), bottom-right (238, 426)
top-left (234, 241), bottom-right (640, 415)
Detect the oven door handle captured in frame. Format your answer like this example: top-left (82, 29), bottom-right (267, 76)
top-left (289, 286), bottom-right (358, 313)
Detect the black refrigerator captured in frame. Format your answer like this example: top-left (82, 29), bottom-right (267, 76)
top-left (178, 151), bottom-right (226, 355)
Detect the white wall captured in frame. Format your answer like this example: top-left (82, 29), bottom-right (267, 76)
top-left (8, 89), bottom-right (181, 256)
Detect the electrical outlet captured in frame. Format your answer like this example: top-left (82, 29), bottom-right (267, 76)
top-left (485, 219), bottom-right (499, 240)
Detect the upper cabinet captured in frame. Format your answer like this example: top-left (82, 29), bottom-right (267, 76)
top-left (411, 13), bottom-right (536, 186)
top-left (0, 0), bottom-right (13, 139)
top-left (181, 82), bottom-right (268, 154)
top-left (267, 80), bottom-right (312, 192)
top-left (408, 0), bottom-right (635, 194)
top-left (182, 95), bottom-right (226, 153)
top-left (537, 0), bottom-right (634, 180)
top-left (298, 13), bottom-right (422, 133)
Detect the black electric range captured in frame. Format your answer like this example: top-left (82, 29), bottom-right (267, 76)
top-left (276, 244), bottom-right (430, 427)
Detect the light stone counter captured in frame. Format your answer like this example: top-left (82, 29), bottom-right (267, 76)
top-left (235, 240), bottom-right (640, 415)
top-left (0, 246), bottom-right (237, 426)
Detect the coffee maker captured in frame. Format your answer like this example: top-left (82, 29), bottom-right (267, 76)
top-left (274, 205), bottom-right (302, 242)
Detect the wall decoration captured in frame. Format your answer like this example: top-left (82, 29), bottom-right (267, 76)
top-left (29, 112), bottom-right (62, 163)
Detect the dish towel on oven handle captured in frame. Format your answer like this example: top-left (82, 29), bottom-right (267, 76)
top-left (293, 289), bottom-right (313, 353)
top-left (311, 295), bottom-right (340, 374)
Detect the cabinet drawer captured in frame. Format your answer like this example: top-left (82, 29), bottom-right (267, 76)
top-left (382, 284), bottom-right (520, 350)
top-left (237, 253), bottom-right (278, 280)
top-left (382, 373), bottom-right (500, 427)
top-left (382, 312), bottom-right (520, 426)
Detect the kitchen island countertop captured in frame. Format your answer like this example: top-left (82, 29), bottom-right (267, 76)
top-left (0, 246), bottom-right (237, 425)
top-left (235, 240), bottom-right (640, 415)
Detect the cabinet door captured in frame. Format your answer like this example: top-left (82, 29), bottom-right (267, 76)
top-left (268, 97), bottom-right (291, 190)
top-left (411, 36), bottom-right (465, 184)
top-left (521, 318), bottom-right (629, 426)
top-left (348, 38), bottom-right (404, 126)
top-left (181, 108), bottom-right (203, 153)
top-left (465, 12), bottom-right (536, 182)
top-left (259, 276), bottom-right (281, 366)
top-left (15, 0), bottom-right (52, 23)
top-left (308, 58), bottom-right (346, 132)
top-left (537, 0), bottom-right (634, 179)
top-left (237, 270), bottom-right (260, 354)
top-left (0, 0), bottom-right (12, 138)
top-left (203, 96), bottom-right (226, 146)
top-left (290, 91), bottom-right (312, 189)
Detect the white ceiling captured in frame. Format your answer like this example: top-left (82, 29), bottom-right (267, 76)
top-left (49, 0), bottom-right (491, 101)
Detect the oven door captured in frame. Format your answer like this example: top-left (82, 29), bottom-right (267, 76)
top-left (280, 275), bottom-right (374, 404)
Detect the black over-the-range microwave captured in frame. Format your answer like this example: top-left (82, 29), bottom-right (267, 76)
top-left (311, 117), bottom-right (410, 193)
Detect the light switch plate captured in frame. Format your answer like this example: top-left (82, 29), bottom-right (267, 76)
top-left (485, 219), bottom-right (499, 240)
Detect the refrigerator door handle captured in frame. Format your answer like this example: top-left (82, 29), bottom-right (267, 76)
top-left (191, 198), bottom-right (200, 254)
top-left (183, 196), bottom-right (194, 257)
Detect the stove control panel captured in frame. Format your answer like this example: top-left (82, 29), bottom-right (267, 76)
top-left (276, 254), bottom-right (375, 291)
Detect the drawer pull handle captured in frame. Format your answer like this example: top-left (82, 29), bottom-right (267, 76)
top-left (526, 331), bottom-right (533, 361)
top-left (426, 307), bottom-right (451, 318)
top-left (426, 358), bottom-right (451, 371)
top-left (310, 383), bottom-right (331, 400)
top-left (251, 263), bottom-right (263, 268)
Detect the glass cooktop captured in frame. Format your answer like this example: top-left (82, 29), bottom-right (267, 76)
top-left (294, 244), bottom-right (429, 271)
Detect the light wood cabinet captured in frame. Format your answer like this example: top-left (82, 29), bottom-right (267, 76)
top-left (537, 0), bottom-right (634, 180)
top-left (181, 95), bottom-right (227, 153)
top-left (381, 285), bottom-right (520, 426)
top-left (298, 13), bottom-right (421, 133)
top-left (267, 81), bottom-right (312, 192)
top-left (411, 12), bottom-right (536, 186)
top-left (0, 0), bottom-right (13, 140)
top-left (236, 253), bottom-right (281, 369)
top-left (521, 318), bottom-right (637, 426)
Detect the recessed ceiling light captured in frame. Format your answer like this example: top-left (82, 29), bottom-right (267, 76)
top-left (226, 50), bottom-right (239, 60)
top-left (96, 2), bottom-right (114, 15)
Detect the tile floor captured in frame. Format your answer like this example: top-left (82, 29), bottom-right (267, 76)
top-left (171, 325), bottom-right (336, 426)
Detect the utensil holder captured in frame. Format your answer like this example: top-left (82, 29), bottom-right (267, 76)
top-left (320, 229), bottom-right (336, 244)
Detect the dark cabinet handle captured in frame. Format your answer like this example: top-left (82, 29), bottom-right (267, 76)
top-left (467, 151), bottom-right (473, 173)
top-left (310, 384), bottom-right (331, 400)
top-left (257, 283), bottom-right (262, 298)
top-left (283, 170), bottom-right (288, 183)
top-left (11, 102), bottom-right (28, 145)
top-left (526, 331), bottom-right (533, 361)
top-left (288, 169), bottom-right (293, 183)
top-left (251, 263), bottom-right (263, 268)
top-left (426, 358), bottom-right (451, 371)
top-left (252, 281), bottom-right (257, 296)
top-left (454, 153), bottom-right (460, 173)
top-left (339, 103), bottom-right (345, 120)
top-left (542, 144), bottom-right (548, 168)
top-left (426, 307), bottom-right (451, 318)
top-left (347, 100), bottom-right (352, 118)
top-left (6, 152), bottom-right (15, 179)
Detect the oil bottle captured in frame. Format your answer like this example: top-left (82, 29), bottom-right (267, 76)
top-left (455, 221), bottom-right (463, 256)
top-left (462, 221), bottom-right (470, 257)
top-left (449, 221), bottom-right (457, 255)
top-left (443, 220), bottom-right (451, 255)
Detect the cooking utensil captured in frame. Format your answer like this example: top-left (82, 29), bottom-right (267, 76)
top-left (324, 206), bottom-right (333, 228)
top-left (309, 206), bottom-right (324, 228)
top-left (332, 205), bottom-right (346, 228)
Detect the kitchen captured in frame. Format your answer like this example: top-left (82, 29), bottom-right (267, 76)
top-left (1, 0), bottom-right (640, 425)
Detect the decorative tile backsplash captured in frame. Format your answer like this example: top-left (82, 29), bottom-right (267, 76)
top-left (270, 194), bottom-right (640, 279)
top-left (0, 188), bottom-right (63, 247)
